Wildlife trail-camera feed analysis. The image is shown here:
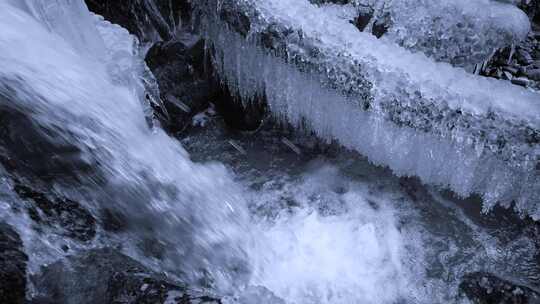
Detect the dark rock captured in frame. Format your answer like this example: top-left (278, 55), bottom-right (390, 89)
top-left (32, 248), bottom-right (220, 304)
top-left (212, 85), bottom-right (268, 132)
top-left (460, 272), bottom-right (540, 304)
top-left (145, 35), bottom-right (216, 133)
top-left (100, 207), bottom-right (129, 233)
top-left (0, 92), bottom-right (101, 184)
top-left (13, 183), bottom-right (96, 242)
top-left (518, 0), bottom-right (540, 25)
top-left (516, 48), bottom-right (534, 65)
top-left (512, 77), bottom-right (531, 87)
top-left (372, 14), bottom-right (391, 38)
top-left (352, 6), bottom-right (374, 32)
top-left (0, 222), bottom-right (28, 304)
top-left (502, 65), bottom-right (519, 75)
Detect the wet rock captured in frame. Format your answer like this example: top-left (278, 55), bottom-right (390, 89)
top-left (512, 77), bottom-right (531, 87)
top-left (0, 98), bottom-right (101, 184)
top-left (13, 183), bottom-right (96, 242)
top-left (353, 6), bottom-right (374, 32)
top-left (372, 14), bottom-right (391, 38)
top-left (502, 65), bottom-right (519, 75)
top-left (32, 248), bottom-right (221, 304)
top-left (145, 35), bottom-right (216, 133)
top-left (0, 222), bottom-right (28, 304)
top-left (212, 85), bottom-right (267, 132)
top-left (517, 48), bottom-right (534, 65)
top-left (220, 6), bottom-right (252, 38)
top-left (100, 208), bottom-right (129, 232)
top-left (460, 272), bottom-right (540, 304)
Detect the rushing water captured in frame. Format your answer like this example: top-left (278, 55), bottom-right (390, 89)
top-left (0, 1), bottom-right (539, 303)
top-left (181, 118), bottom-right (540, 303)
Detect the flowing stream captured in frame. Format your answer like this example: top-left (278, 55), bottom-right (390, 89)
top-left (0, 1), bottom-right (538, 303)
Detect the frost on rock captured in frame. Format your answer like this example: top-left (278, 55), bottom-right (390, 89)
top-left (314, 0), bottom-right (531, 69)
top-left (198, 0), bottom-right (540, 218)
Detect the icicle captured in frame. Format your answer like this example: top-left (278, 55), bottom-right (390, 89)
top-left (199, 0), bottom-right (540, 218)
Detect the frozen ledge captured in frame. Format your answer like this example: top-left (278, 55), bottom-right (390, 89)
top-left (197, 0), bottom-right (540, 217)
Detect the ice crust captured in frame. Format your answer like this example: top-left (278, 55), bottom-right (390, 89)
top-left (317, 0), bottom-right (531, 69)
top-left (199, 0), bottom-right (540, 218)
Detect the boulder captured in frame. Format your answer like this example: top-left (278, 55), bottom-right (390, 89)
top-left (32, 248), bottom-right (221, 304)
top-left (0, 222), bottom-right (28, 304)
top-left (145, 36), bottom-right (216, 133)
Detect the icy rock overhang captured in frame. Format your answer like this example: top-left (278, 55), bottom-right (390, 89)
top-left (197, 0), bottom-right (540, 217)
top-left (312, 0), bottom-right (531, 69)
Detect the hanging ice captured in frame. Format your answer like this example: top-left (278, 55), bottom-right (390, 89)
top-left (198, 0), bottom-right (540, 218)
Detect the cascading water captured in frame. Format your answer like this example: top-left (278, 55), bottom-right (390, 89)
top-left (0, 0), bottom-right (539, 303)
top-left (0, 0), bottom-right (253, 294)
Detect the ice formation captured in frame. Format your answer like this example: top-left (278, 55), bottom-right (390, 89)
top-left (198, 0), bottom-right (540, 218)
top-left (314, 0), bottom-right (531, 69)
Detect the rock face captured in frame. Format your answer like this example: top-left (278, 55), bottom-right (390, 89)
top-left (0, 99), bottom-right (100, 184)
top-left (145, 36), bottom-right (216, 133)
top-left (0, 223), bottom-right (28, 304)
top-left (32, 248), bottom-right (221, 304)
top-left (0, 86), bottom-right (97, 242)
top-left (460, 272), bottom-right (540, 304)
top-left (13, 183), bottom-right (96, 242)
